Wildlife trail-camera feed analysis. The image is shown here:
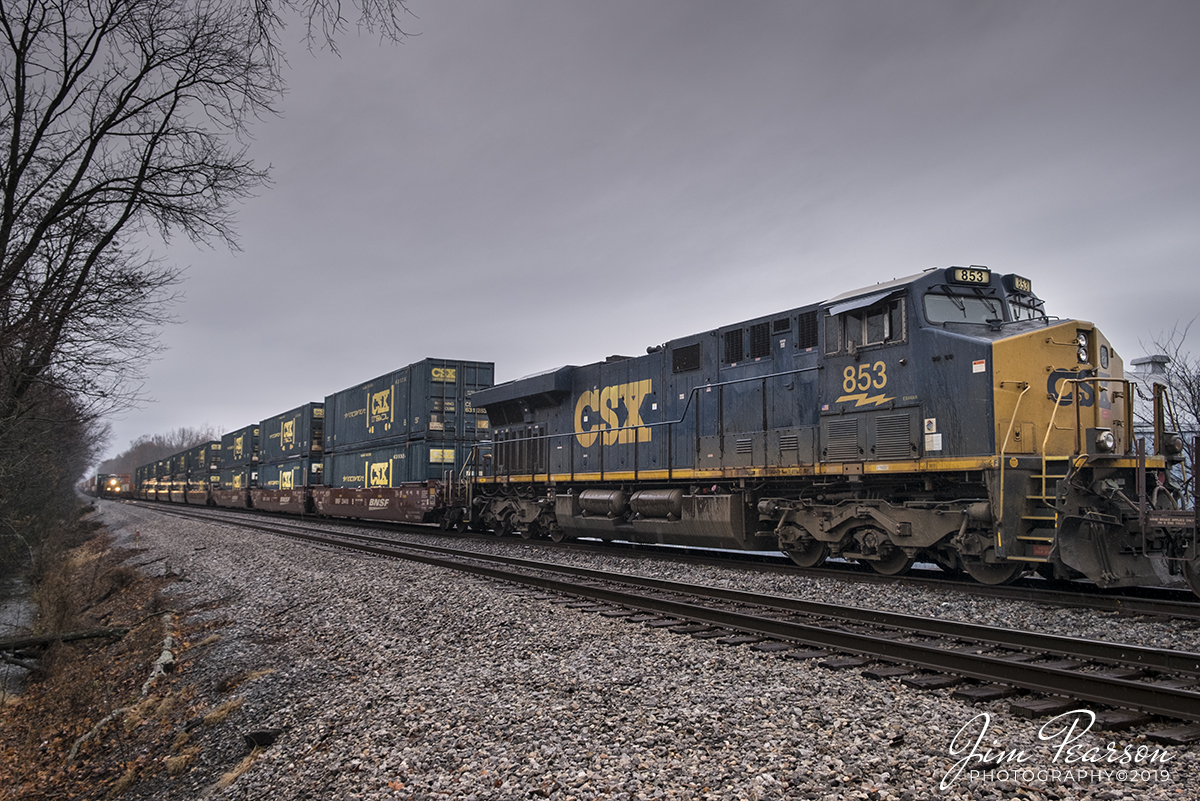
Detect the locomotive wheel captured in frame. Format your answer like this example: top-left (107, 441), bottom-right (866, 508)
top-left (867, 548), bottom-right (914, 576)
top-left (962, 558), bottom-right (1024, 585)
top-left (784, 539), bottom-right (828, 569)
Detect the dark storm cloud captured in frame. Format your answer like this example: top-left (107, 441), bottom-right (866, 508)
top-left (105, 1), bottom-right (1200, 458)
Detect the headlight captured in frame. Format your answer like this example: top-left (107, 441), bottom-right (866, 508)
top-left (1165, 433), bottom-right (1186, 457)
top-left (1094, 429), bottom-right (1115, 453)
top-left (1076, 331), bottom-right (1090, 363)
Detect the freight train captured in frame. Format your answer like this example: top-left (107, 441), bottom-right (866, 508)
top-left (129, 266), bottom-right (1200, 598)
top-left (83, 473), bottom-right (132, 500)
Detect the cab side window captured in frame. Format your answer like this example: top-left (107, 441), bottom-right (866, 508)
top-left (825, 298), bottom-right (905, 354)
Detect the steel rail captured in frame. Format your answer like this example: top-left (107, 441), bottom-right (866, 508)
top-left (156, 504), bottom-right (1200, 721)
top-left (146, 500), bottom-right (1200, 620)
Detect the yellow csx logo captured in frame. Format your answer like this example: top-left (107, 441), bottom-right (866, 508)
top-left (281, 420), bottom-right (296, 448)
top-left (234, 435), bottom-right (244, 459)
top-left (370, 389), bottom-right (392, 422)
top-left (280, 472), bottom-right (294, 490)
top-left (574, 380), bottom-right (653, 448)
top-left (431, 367), bottom-right (456, 383)
top-left (369, 462), bottom-right (390, 487)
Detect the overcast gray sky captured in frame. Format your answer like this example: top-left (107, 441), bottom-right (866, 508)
top-left (103, 0), bottom-right (1200, 461)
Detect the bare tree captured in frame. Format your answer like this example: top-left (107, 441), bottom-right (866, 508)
top-left (0, 0), bottom-right (410, 574)
top-left (0, 0), bottom-right (411, 420)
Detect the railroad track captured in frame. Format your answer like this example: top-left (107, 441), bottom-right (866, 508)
top-left (134, 500), bottom-right (1200, 621)
top-left (146, 502), bottom-right (1200, 740)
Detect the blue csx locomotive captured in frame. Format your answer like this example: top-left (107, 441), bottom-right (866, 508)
top-left (465, 266), bottom-right (1197, 595)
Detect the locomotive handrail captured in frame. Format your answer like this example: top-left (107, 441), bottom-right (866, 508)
top-left (996, 381), bottom-right (1032, 526)
top-left (1039, 376), bottom-right (1135, 505)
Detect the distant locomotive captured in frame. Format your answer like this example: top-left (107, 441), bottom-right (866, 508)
top-left (87, 473), bottom-right (131, 499)
top-left (132, 266), bottom-right (1199, 598)
top-left (466, 266), bottom-right (1197, 596)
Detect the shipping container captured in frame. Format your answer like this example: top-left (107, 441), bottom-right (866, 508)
top-left (259, 403), bottom-right (324, 463)
top-left (322, 440), bottom-right (475, 488)
top-left (182, 440), bottom-right (221, 505)
top-left (323, 359), bottom-right (493, 451)
top-left (212, 466), bottom-right (254, 509)
top-left (221, 424), bottom-right (260, 468)
top-left (257, 457), bottom-right (323, 490)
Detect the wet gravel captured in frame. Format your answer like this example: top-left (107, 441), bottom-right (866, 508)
top-left (99, 501), bottom-right (1199, 800)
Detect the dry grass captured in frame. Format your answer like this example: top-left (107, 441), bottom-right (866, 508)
top-left (123, 695), bottom-right (161, 730)
top-left (154, 692), bottom-right (178, 718)
top-left (165, 747), bottom-right (199, 776)
top-left (216, 667), bottom-right (276, 693)
top-left (109, 765), bottom-right (138, 797)
top-left (187, 634), bottom-right (221, 650)
top-left (216, 748), bottom-right (262, 790)
top-left (201, 697), bottom-right (243, 726)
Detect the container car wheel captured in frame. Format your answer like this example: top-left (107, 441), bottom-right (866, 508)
top-left (962, 555), bottom-right (1024, 585)
top-left (784, 539), bottom-right (828, 569)
top-left (867, 548), bottom-right (914, 576)
top-left (1184, 559), bottom-right (1200, 600)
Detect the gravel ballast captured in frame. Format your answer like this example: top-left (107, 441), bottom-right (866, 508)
top-left (97, 502), bottom-right (1198, 800)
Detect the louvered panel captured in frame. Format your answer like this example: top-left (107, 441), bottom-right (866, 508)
top-left (780, 434), bottom-right (799, 452)
top-left (875, 414), bottom-right (913, 460)
top-left (825, 419), bottom-right (860, 461)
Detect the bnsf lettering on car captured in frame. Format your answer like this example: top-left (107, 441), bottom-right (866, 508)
top-left (573, 379), bottom-right (653, 447)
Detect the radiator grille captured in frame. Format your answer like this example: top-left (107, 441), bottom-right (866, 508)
top-left (875, 414), bottom-right (913, 460)
top-left (825, 419), bottom-right (860, 461)
top-left (736, 438), bottom-right (753, 455)
top-left (780, 434), bottom-right (799, 452)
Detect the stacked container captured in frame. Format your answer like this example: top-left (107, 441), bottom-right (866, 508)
top-left (183, 440), bottom-right (222, 505)
top-left (252, 402), bottom-right (324, 512)
top-left (313, 358), bottom-right (493, 521)
top-left (213, 423), bottom-right (259, 508)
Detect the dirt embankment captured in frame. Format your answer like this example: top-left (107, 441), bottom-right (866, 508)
top-left (0, 528), bottom-right (230, 800)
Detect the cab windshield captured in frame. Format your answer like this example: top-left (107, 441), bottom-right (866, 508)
top-left (924, 292), bottom-right (1003, 324)
top-left (924, 288), bottom-right (1046, 325)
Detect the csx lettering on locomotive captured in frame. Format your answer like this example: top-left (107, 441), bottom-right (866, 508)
top-left (573, 380), bottom-right (653, 448)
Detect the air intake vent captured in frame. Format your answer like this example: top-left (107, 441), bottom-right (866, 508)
top-left (780, 434), bottom-right (799, 452)
top-left (724, 329), bottom-right (743, 364)
top-left (825, 419), bottom-right (860, 461)
top-left (875, 414), bottom-right (913, 460)
top-left (736, 438), bottom-right (753, 455)
top-left (750, 322), bottom-right (771, 359)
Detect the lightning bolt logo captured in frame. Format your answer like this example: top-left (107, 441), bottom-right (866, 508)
top-left (836, 393), bottom-right (895, 408)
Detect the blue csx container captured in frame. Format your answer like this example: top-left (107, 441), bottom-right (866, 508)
top-left (322, 358), bottom-right (494, 452)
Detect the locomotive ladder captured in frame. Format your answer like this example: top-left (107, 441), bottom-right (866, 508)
top-left (1008, 457), bottom-right (1071, 563)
